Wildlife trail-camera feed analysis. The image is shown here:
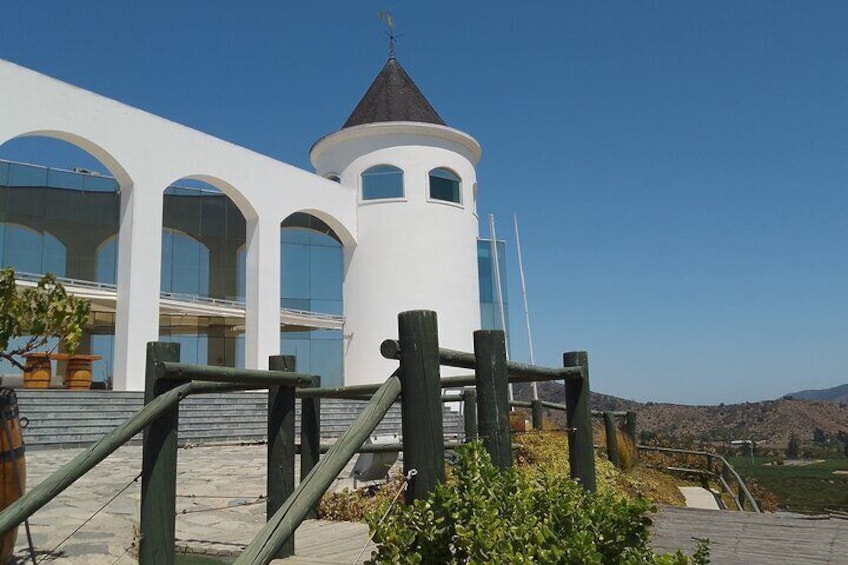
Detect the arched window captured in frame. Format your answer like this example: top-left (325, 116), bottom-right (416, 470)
top-left (429, 168), bottom-right (461, 204)
top-left (361, 165), bottom-right (403, 200)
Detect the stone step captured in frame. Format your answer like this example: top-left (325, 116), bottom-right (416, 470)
top-left (11, 390), bottom-right (462, 448)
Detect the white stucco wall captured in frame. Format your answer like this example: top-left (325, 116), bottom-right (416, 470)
top-left (311, 123), bottom-right (483, 384)
top-left (0, 59), bottom-right (357, 390)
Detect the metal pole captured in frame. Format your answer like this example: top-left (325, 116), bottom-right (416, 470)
top-left (488, 214), bottom-right (512, 401)
top-left (513, 214), bottom-right (538, 400)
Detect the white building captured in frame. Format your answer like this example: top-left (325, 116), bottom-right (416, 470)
top-left (0, 56), bottom-right (488, 390)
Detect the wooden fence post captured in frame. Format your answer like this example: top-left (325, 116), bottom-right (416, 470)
top-left (474, 330), bottom-right (511, 470)
top-left (625, 411), bottom-right (637, 450)
top-left (398, 310), bottom-right (444, 503)
top-left (603, 412), bottom-right (621, 469)
top-left (462, 388), bottom-right (478, 442)
top-left (563, 351), bottom-right (596, 491)
top-left (267, 355), bottom-right (296, 558)
top-left (140, 342), bottom-right (182, 565)
top-left (300, 374), bottom-right (321, 518)
top-left (531, 399), bottom-right (544, 431)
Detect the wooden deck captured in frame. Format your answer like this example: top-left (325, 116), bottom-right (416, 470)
top-left (652, 506), bottom-right (848, 564)
top-left (271, 509), bottom-right (848, 564)
top-left (273, 520), bottom-right (373, 564)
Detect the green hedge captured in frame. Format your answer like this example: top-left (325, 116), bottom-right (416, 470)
top-left (366, 443), bottom-right (708, 565)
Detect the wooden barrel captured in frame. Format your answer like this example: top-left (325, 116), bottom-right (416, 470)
top-left (65, 357), bottom-right (93, 390)
top-left (0, 388), bottom-right (25, 562)
top-left (23, 355), bottom-right (51, 389)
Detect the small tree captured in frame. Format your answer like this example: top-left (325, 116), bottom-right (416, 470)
top-left (0, 268), bottom-right (90, 370)
top-left (786, 434), bottom-right (800, 459)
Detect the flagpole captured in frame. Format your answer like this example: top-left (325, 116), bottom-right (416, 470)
top-left (514, 214), bottom-right (538, 400)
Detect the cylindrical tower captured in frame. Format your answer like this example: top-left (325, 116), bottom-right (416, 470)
top-left (310, 57), bottom-right (482, 385)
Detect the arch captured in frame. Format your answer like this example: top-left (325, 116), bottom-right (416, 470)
top-left (4, 130), bottom-right (132, 188)
top-left (429, 167), bottom-right (462, 204)
top-left (361, 164), bottom-right (404, 201)
top-left (290, 208), bottom-right (356, 249)
top-left (171, 173), bottom-right (259, 223)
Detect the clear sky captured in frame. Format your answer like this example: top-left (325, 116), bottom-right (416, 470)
top-left (1, 1), bottom-right (846, 405)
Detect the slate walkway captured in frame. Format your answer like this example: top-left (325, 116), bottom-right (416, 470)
top-left (11, 444), bottom-right (375, 564)
top-left (12, 445), bottom-right (848, 564)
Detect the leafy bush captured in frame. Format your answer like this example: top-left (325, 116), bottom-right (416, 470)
top-left (366, 442), bottom-right (708, 564)
top-left (0, 268), bottom-right (90, 368)
top-left (318, 475), bottom-right (407, 522)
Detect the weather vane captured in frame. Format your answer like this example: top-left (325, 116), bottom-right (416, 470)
top-left (379, 10), bottom-right (396, 58)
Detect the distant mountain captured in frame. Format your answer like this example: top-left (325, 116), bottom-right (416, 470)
top-left (782, 383), bottom-right (848, 403)
top-left (516, 382), bottom-right (848, 449)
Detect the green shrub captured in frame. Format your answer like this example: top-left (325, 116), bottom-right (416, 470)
top-left (366, 442), bottom-right (708, 565)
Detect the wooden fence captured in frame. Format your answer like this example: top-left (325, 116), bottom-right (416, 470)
top-left (0, 309), bottom-right (597, 565)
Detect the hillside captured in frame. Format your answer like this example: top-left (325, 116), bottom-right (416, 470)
top-left (518, 383), bottom-right (848, 450)
top-left (783, 382), bottom-right (848, 403)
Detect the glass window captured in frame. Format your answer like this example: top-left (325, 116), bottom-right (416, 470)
top-left (429, 168), bottom-right (461, 204)
top-left (361, 165), bottom-right (403, 200)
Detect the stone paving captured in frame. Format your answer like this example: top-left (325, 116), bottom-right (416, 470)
top-left (10, 443), bottom-right (374, 564)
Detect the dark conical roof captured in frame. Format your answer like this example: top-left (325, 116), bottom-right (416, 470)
top-left (342, 58), bottom-right (446, 129)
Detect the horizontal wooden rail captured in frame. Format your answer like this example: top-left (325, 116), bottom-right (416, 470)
top-left (156, 361), bottom-right (315, 387)
top-left (510, 400), bottom-right (532, 408)
top-left (591, 410), bottom-right (628, 417)
top-left (295, 441), bottom-right (466, 455)
top-left (541, 400), bottom-right (566, 411)
top-left (296, 382), bottom-right (383, 399)
top-left (236, 374), bottom-right (402, 565)
top-left (0, 381), bottom-right (193, 536)
top-left (380, 340), bottom-right (582, 381)
top-left (637, 445), bottom-right (760, 512)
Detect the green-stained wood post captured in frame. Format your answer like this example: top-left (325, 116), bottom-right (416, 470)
top-left (300, 374), bottom-right (321, 519)
top-left (398, 310), bottom-right (444, 503)
top-left (140, 342), bottom-right (182, 565)
top-left (267, 355), bottom-right (296, 559)
top-left (625, 411), bottom-right (637, 462)
top-left (474, 330), bottom-right (511, 470)
top-left (603, 412), bottom-right (621, 469)
top-left (462, 388), bottom-right (478, 442)
top-left (563, 351), bottom-right (596, 491)
top-left (531, 399), bottom-right (544, 431)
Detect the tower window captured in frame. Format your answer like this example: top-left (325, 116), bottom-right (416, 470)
top-left (361, 165), bottom-right (404, 200)
top-left (429, 168), bottom-right (461, 204)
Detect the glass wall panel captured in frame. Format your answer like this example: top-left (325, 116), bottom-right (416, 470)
top-left (477, 239), bottom-right (511, 351)
top-left (0, 159), bottom-right (121, 386)
top-left (160, 229), bottom-right (210, 296)
top-left (159, 183), bottom-right (247, 368)
top-left (280, 329), bottom-right (343, 388)
top-left (280, 213), bottom-right (344, 386)
top-left (0, 160), bottom-right (119, 282)
top-left (162, 185), bottom-right (245, 301)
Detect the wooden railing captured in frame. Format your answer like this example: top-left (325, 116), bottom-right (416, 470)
top-left (510, 399), bottom-right (638, 470)
top-left (637, 444), bottom-right (761, 512)
top-left (0, 309), bottom-right (597, 565)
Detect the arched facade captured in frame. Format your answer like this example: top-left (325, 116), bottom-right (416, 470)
top-left (0, 59), bottom-right (357, 390)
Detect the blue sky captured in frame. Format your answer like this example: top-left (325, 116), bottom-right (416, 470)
top-left (1, 1), bottom-right (846, 404)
